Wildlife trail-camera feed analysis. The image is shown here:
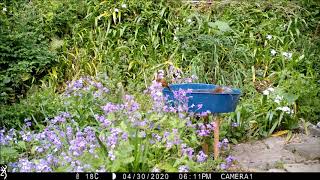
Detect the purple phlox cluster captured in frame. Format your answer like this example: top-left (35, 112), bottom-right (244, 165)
top-left (20, 131), bottom-right (33, 142)
top-left (102, 102), bottom-right (122, 114)
top-left (1, 128), bottom-right (17, 145)
top-left (128, 112), bottom-right (143, 124)
top-left (51, 112), bottom-right (71, 124)
top-left (121, 132), bottom-right (128, 141)
top-left (219, 138), bottom-right (229, 149)
top-left (196, 150), bottom-right (208, 163)
top-left (152, 133), bottom-right (162, 142)
top-left (196, 122), bottom-right (215, 137)
top-left (14, 158), bottom-right (53, 172)
top-left (172, 128), bottom-right (181, 145)
top-left (172, 88), bottom-right (193, 113)
top-left (147, 80), bottom-right (166, 112)
top-left (163, 105), bottom-right (177, 113)
top-left (231, 122), bottom-right (239, 127)
top-left (165, 129), bottom-right (181, 149)
top-left (24, 118), bottom-right (32, 127)
top-left (94, 114), bottom-right (112, 128)
top-left (173, 88), bottom-right (192, 103)
top-left (34, 158), bottom-right (52, 172)
top-left (15, 158), bottom-right (34, 172)
top-left (220, 156), bottom-right (236, 170)
top-left (69, 127), bottom-right (97, 157)
top-left (178, 165), bottom-right (189, 172)
top-left (197, 110), bottom-right (211, 117)
top-left (181, 144), bottom-right (194, 160)
top-left (185, 119), bottom-right (196, 128)
top-left (44, 127), bottom-right (63, 151)
top-left (71, 160), bottom-right (85, 172)
top-left (66, 125), bottom-right (73, 140)
top-left (106, 128), bottom-right (127, 150)
top-left (65, 76), bottom-right (109, 97)
top-left (124, 95), bottom-right (140, 112)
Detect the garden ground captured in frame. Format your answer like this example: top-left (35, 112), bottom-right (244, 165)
top-left (231, 122), bottom-right (320, 172)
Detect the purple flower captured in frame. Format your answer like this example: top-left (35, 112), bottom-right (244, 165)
top-left (108, 151), bottom-right (116, 161)
top-left (181, 145), bottom-right (194, 160)
top-left (95, 115), bottom-right (112, 127)
top-left (147, 80), bottom-right (165, 112)
top-left (196, 151), bottom-right (208, 163)
top-left (163, 131), bottom-right (170, 139)
top-left (121, 132), bottom-right (128, 141)
top-left (197, 104), bottom-right (203, 110)
top-left (220, 163), bottom-right (227, 170)
top-left (152, 133), bottom-right (162, 142)
top-left (226, 155), bottom-right (235, 165)
top-left (139, 131), bottom-right (146, 138)
top-left (24, 118), bottom-right (32, 127)
top-left (232, 122), bottom-right (239, 127)
top-left (166, 141), bottom-right (173, 149)
top-left (196, 123), bottom-right (211, 137)
top-left (124, 95), bottom-right (140, 112)
top-left (102, 103), bottom-right (122, 114)
top-left (219, 138), bottom-right (229, 150)
top-left (178, 165), bottom-right (189, 172)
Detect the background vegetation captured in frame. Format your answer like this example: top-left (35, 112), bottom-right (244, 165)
top-left (0, 0), bottom-right (319, 172)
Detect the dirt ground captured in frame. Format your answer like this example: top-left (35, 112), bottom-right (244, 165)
top-left (230, 125), bottom-right (320, 172)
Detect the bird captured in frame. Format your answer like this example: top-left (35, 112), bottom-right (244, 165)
top-left (212, 86), bottom-right (232, 94)
top-left (156, 78), bottom-right (172, 91)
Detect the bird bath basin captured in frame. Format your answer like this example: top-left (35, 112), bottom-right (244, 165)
top-left (162, 83), bottom-right (241, 113)
top-left (162, 83), bottom-right (241, 159)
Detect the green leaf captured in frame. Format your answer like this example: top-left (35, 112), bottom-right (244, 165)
top-left (17, 141), bottom-right (26, 150)
top-left (208, 21), bottom-right (232, 32)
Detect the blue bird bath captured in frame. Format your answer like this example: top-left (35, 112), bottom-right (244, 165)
top-left (162, 83), bottom-right (241, 113)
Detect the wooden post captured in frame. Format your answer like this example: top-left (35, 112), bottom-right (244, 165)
top-left (213, 115), bottom-right (220, 160)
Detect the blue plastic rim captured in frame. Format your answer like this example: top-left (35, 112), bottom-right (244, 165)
top-left (162, 83), bottom-right (241, 113)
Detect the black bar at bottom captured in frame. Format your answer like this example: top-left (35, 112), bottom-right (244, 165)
top-left (5, 172), bottom-right (320, 180)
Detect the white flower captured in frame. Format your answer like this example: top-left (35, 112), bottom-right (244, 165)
top-left (151, 167), bottom-right (160, 172)
top-left (282, 52), bottom-right (292, 60)
top-left (262, 87), bottom-right (274, 96)
top-left (3, 7), bottom-right (7, 12)
top-left (173, 36), bottom-right (178, 41)
top-left (270, 49), bottom-right (277, 56)
top-left (274, 95), bottom-right (283, 104)
top-left (263, 90), bottom-right (270, 95)
top-left (266, 35), bottom-right (272, 40)
top-left (121, 4), bottom-right (127, 8)
top-left (267, 87), bottom-right (274, 92)
top-left (276, 106), bottom-right (293, 114)
top-left (187, 19), bottom-right (192, 23)
top-left (114, 8), bottom-right (119, 12)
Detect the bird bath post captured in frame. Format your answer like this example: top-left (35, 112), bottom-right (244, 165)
top-left (163, 83), bottom-right (241, 160)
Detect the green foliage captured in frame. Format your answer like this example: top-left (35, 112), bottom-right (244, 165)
top-left (1, 0), bottom-right (319, 143)
top-left (0, 1), bottom-right (58, 104)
